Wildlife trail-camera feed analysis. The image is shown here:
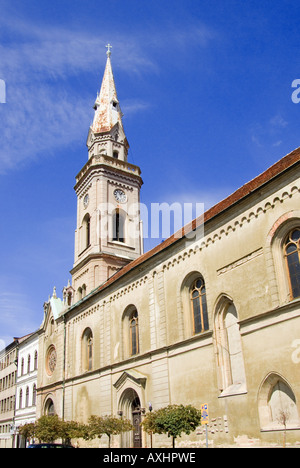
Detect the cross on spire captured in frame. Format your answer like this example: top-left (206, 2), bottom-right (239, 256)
top-left (106, 43), bottom-right (112, 57)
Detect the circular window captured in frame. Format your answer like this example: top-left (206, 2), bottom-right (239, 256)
top-left (46, 345), bottom-right (57, 376)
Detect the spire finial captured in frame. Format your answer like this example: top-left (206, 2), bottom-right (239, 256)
top-left (106, 43), bottom-right (112, 57)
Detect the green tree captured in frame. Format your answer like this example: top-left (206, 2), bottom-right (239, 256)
top-left (30, 415), bottom-right (88, 445)
top-left (88, 415), bottom-right (133, 448)
top-left (34, 415), bottom-right (63, 443)
top-left (60, 419), bottom-right (88, 445)
top-left (142, 404), bottom-right (201, 448)
top-left (18, 422), bottom-right (36, 445)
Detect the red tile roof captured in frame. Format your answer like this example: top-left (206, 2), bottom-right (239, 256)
top-left (94, 146), bottom-right (300, 295)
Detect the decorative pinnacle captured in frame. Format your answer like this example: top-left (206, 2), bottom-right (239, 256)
top-left (106, 43), bottom-right (112, 57)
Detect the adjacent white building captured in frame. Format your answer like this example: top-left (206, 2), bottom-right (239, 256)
top-left (14, 331), bottom-right (39, 448)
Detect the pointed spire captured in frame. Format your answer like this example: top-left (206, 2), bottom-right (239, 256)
top-left (91, 45), bottom-right (124, 134)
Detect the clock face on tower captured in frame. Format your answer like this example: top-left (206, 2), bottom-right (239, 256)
top-left (114, 188), bottom-right (127, 203)
top-left (83, 194), bottom-right (89, 208)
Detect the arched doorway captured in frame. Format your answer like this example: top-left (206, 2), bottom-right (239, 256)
top-left (119, 388), bottom-right (142, 448)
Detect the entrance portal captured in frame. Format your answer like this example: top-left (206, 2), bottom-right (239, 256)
top-left (119, 388), bottom-right (142, 448)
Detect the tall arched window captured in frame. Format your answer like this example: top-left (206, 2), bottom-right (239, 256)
top-left (122, 305), bottom-right (140, 359)
top-left (27, 354), bottom-right (31, 373)
top-left (32, 384), bottom-right (37, 406)
top-left (82, 328), bottom-right (93, 371)
top-left (34, 351), bottom-right (38, 370)
top-left (284, 228), bottom-right (300, 299)
top-left (190, 278), bottom-right (209, 334)
top-left (113, 209), bottom-right (125, 243)
top-left (130, 310), bottom-right (139, 356)
top-left (82, 213), bottom-right (91, 250)
top-left (19, 389), bottom-right (22, 409)
top-left (214, 297), bottom-right (246, 395)
top-left (25, 386), bottom-right (29, 407)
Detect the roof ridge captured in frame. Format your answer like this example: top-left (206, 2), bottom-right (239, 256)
top-left (88, 146), bottom-right (300, 297)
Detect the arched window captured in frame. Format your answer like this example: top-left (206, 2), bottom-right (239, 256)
top-left (82, 213), bottom-right (91, 250)
top-left (21, 358), bottom-right (24, 376)
top-left (50, 318), bottom-right (55, 335)
top-left (19, 389), bottom-right (22, 409)
top-left (44, 398), bottom-right (55, 416)
top-left (34, 351), bottom-right (38, 370)
top-left (258, 373), bottom-right (300, 430)
top-left (82, 328), bottom-right (93, 371)
top-left (122, 305), bottom-right (140, 359)
top-left (130, 310), bottom-right (139, 356)
top-left (25, 386), bottom-right (29, 407)
top-left (284, 228), bottom-right (300, 299)
top-left (214, 297), bottom-right (246, 395)
top-left (27, 354), bottom-right (31, 373)
top-left (190, 278), bottom-right (209, 334)
top-left (113, 209), bottom-right (125, 243)
top-left (32, 384), bottom-right (37, 406)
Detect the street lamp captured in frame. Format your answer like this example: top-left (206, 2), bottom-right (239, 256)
top-left (148, 402), bottom-right (153, 448)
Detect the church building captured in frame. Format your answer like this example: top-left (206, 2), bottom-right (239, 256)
top-left (36, 47), bottom-right (300, 448)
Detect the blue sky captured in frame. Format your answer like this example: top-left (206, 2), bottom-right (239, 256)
top-left (0, 0), bottom-right (300, 346)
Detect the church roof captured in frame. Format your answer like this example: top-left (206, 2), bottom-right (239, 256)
top-left (92, 145), bottom-right (300, 296)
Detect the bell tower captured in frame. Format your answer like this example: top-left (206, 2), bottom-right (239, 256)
top-left (71, 46), bottom-right (143, 300)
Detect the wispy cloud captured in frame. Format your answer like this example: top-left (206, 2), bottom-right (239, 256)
top-left (0, 11), bottom-right (216, 173)
top-left (0, 16), bottom-right (160, 173)
top-left (250, 113), bottom-right (288, 149)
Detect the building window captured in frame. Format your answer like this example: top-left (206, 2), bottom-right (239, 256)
top-left (82, 328), bottom-right (93, 372)
top-left (19, 389), bottom-right (22, 409)
top-left (190, 278), bottom-right (209, 334)
top-left (46, 345), bottom-right (57, 376)
top-left (284, 228), bottom-right (300, 299)
top-left (44, 398), bottom-right (55, 416)
top-left (130, 310), bottom-right (139, 356)
top-left (258, 373), bottom-right (300, 430)
top-left (25, 386), bottom-right (29, 407)
top-left (27, 354), bottom-right (31, 373)
top-left (50, 318), bottom-right (55, 335)
top-left (122, 305), bottom-right (140, 359)
top-left (214, 297), bottom-right (247, 395)
top-left (82, 213), bottom-right (91, 250)
top-left (32, 384), bottom-right (37, 406)
top-left (34, 351), bottom-right (38, 370)
top-left (113, 209), bottom-right (125, 243)
top-left (21, 358), bottom-right (24, 376)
